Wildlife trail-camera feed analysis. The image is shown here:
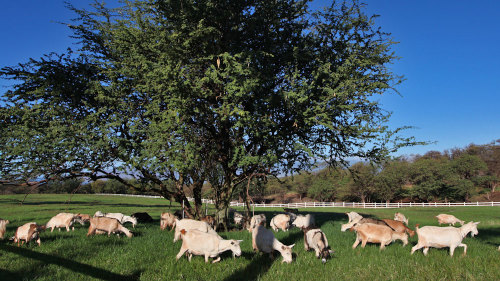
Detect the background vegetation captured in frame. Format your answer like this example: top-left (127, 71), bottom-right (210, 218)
top-left (0, 194), bottom-right (498, 281)
top-left (3, 141), bottom-right (498, 204)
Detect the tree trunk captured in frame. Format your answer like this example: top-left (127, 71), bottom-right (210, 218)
top-left (191, 180), bottom-right (204, 219)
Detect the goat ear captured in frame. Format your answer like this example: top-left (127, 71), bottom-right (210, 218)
top-left (289, 244), bottom-right (295, 248)
top-left (475, 222), bottom-right (480, 224)
top-left (237, 240), bottom-right (243, 243)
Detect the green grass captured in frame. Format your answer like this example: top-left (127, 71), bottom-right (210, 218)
top-left (0, 194), bottom-right (499, 280)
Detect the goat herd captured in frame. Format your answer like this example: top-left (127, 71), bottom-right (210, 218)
top-left (0, 209), bottom-right (497, 265)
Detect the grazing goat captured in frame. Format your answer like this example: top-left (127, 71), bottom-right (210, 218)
top-left (233, 212), bottom-right (245, 226)
top-left (173, 219), bottom-right (218, 242)
top-left (45, 213), bottom-right (81, 232)
top-left (303, 227), bottom-right (333, 263)
top-left (411, 221), bottom-right (479, 257)
top-left (87, 217), bottom-right (133, 238)
top-left (346, 212), bottom-right (363, 223)
top-left (435, 214), bottom-right (465, 226)
top-left (131, 212), bottom-right (153, 223)
top-left (14, 222), bottom-right (46, 246)
top-left (161, 212), bottom-right (176, 231)
top-left (394, 212), bottom-right (409, 225)
top-left (200, 215), bottom-right (216, 230)
top-left (382, 219), bottom-right (415, 237)
top-left (270, 214), bottom-right (290, 232)
top-left (0, 218), bottom-right (10, 239)
top-left (76, 214), bottom-right (91, 224)
top-left (291, 214), bottom-right (315, 229)
top-left (352, 223), bottom-right (408, 250)
top-left (248, 214), bottom-right (267, 232)
top-left (94, 211), bottom-right (105, 217)
top-left (102, 213), bottom-right (138, 228)
top-left (341, 218), bottom-right (391, 232)
top-left (176, 229), bottom-right (242, 263)
top-left (252, 225), bottom-right (295, 263)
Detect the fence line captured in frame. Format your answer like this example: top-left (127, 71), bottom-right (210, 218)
top-left (94, 194), bottom-right (500, 209)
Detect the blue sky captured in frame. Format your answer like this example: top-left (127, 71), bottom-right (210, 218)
top-left (1, 0), bottom-right (499, 157)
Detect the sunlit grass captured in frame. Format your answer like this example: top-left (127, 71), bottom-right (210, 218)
top-left (0, 194), bottom-right (499, 280)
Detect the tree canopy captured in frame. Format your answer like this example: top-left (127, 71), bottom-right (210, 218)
top-left (0, 0), bottom-right (420, 220)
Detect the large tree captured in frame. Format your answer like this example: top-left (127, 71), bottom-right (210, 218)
top-left (1, 0), bottom-right (420, 220)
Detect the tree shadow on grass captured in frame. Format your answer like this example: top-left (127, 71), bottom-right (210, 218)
top-left (474, 227), bottom-right (500, 246)
top-left (0, 244), bottom-right (141, 280)
top-left (222, 230), bottom-right (303, 281)
top-left (0, 269), bottom-right (22, 280)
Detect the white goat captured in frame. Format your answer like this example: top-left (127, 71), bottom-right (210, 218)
top-left (346, 212), bottom-right (363, 223)
top-left (252, 225), bottom-right (295, 263)
top-left (248, 214), bottom-right (267, 232)
top-left (45, 213), bottom-right (80, 232)
top-left (303, 227), bottom-right (333, 263)
top-left (394, 212), bottom-right (409, 225)
top-left (161, 212), bottom-right (176, 231)
top-left (176, 229), bottom-right (242, 263)
top-left (411, 221), bottom-right (479, 256)
top-left (14, 222), bottom-right (46, 246)
top-left (0, 218), bottom-right (10, 239)
top-left (435, 214), bottom-right (465, 226)
top-left (173, 219), bottom-right (218, 242)
top-left (270, 214), bottom-right (290, 232)
top-left (291, 214), bottom-right (315, 229)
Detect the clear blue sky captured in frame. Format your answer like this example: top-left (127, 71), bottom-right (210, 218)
top-left (1, 0), bottom-right (499, 157)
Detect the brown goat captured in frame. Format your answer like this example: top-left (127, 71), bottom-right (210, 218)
top-left (87, 217), bottom-right (132, 238)
top-left (382, 219), bottom-right (415, 237)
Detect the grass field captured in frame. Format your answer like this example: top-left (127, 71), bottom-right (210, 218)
top-left (0, 194), bottom-right (499, 281)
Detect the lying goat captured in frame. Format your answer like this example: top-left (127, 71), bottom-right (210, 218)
top-left (87, 217), bottom-right (133, 238)
top-left (411, 221), bottom-right (479, 257)
top-left (176, 229), bottom-right (242, 263)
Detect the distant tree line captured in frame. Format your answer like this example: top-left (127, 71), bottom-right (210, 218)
top-left (254, 141), bottom-right (500, 203)
top-left (3, 141), bottom-right (497, 203)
